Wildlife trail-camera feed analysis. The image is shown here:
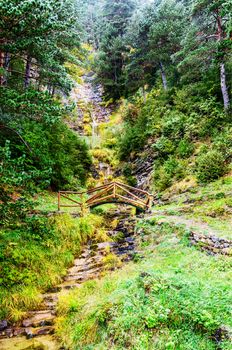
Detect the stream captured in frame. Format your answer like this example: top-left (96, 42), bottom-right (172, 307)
top-left (0, 207), bottom-right (137, 349)
top-left (0, 74), bottom-right (137, 349)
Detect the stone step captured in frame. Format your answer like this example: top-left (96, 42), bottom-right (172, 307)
top-left (0, 324), bottom-right (55, 339)
top-left (25, 326), bottom-right (55, 338)
top-left (0, 207), bottom-right (137, 342)
top-left (61, 283), bottom-right (81, 290)
top-left (73, 258), bottom-right (87, 267)
top-left (42, 301), bottom-right (57, 310)
top-left (65, 267), bottom-right (102, 283)
top-left (22, 312), bottom-right (55, 328)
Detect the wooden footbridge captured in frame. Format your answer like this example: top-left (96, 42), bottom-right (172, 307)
top-left (58, 181), bottom-right (153, 214)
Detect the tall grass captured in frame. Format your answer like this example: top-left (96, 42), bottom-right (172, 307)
top-left (0, 213), bottom-right (105, 322)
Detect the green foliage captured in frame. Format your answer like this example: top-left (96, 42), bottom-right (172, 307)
top-left (0, 0), bottom-right (81, 92)
top-left (94, 0), bottom-right (136, 99)
top-left (195, 150), bottom-right (226, 183)
top-left (177, 139), bottom-right (194, 158)
top-left (0, 213), bottom-right (103, 321)
top-left (154, 137), bottom-right (175, 157)
top-left (212, 128), bottom-right (232, 160)
top-left (154, 157), bottom-right (187, 191)
top-left (117, 86), bottom-right (231, 191)
top-left (118, 126), bottom-right (147, 161)
top-left (0, 88), bottom-right (63, 124)
top-left (91, 0), bottom-right (231, 111)
top-left (0, 89), bottom-right (92, 194)
top-left (56, 221), bottom-right (232, 349)
top-left (0, 140), bottom-right (46, 226)
top-left (122, 163), bottom-right (137, 187)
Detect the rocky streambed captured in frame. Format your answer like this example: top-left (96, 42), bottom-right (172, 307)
top-left (0, 207), bottom-right (138, 350)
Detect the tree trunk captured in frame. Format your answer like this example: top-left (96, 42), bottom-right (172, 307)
top-left (24, 55), bottom-right (32, 88)
top-left (0, 39), bottom-right (4, 85)
top-left (3, 52), bottom-right (10, 85)
top-left (216, 10), bottom-right (230, 110)
top-left (51, 86), bottom-right (55, 96)
top-left (159, 62), bottom-right (167, 90)
top-left (220, 63), bottom-right (230, 110)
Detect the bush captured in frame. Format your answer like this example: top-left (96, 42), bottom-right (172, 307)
top-left (122, 164), bottom-right (137, 187)
top-left (195, 150), bottom-right (226, 183)
top-left (153, 137), bottom-right (175, 157)
top-left (118, 126), bottom-right (146, 160)
top-left (177, 139), bottom-right (194, 158)
top-left (162, 111), bottom-right (187, 140)
top-left (153, 157), bottom-right (186, 191)
top-left (0, 109), bottom-right (91, 190)
top-left (212, 128), bottom-right (232, 161)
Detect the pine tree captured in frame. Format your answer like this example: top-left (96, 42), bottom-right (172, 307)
top-left (94, 0), bottom-right (136, 99)
top-left (124, 0), bottom-right (187, 93)
top-left (177, 0), bottom-right (231, 109)
top-left (0, 0), bottom-right (81, 93)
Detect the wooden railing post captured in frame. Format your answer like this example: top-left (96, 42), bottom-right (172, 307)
top-left (80, 193), bottom-right (84, 216)
top-left (58, 192), bottom-right (61, 211)
top-left (113, 182), bottom-right (116, 198)
top-left (148, 195), bottom-right (153, 209)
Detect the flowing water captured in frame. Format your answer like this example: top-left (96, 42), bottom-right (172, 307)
top-left (0, 207), bottom-right (137, 349)
top-left (0, 76), bottom-right (137, 349)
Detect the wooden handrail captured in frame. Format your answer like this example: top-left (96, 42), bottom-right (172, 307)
top-left (58, 181), bottom-right (153, 213)
top-left (115, 183), bottom-right (147, 205)
top-left (86, 183), bottom-right (114, 204)
top-left (60, 194), bottom-right (82, 206)
top-left (114, 181), bottom-right (150, 196)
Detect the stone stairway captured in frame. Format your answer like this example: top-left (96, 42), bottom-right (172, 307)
top-left (0, 207), bottom-right (137, 347)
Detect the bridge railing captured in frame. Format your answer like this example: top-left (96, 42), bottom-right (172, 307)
top-left (58, 191), bottom-right (85, 213)
top-left (58, 181), bottom-right (153, 214)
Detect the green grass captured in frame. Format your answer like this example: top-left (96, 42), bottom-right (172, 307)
top-left (55, 220), bottom-right (232, 350)
top-left (152, 175), bottom-right (232, 239)
top-left (161, 176), bottom-right (232, 206)
top-left (35, 191), bottom-right (58, 212)
top-left (0, 213), bottom-right (105, 322)
top-left (35, 190), bottom-right (87, 214)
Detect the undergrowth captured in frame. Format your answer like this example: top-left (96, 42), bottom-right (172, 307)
top-left (0, 213), bottom-right (105, 322)
top-left (55, 220), bottom-right (232, 350)
top-left (117, 89), bottom-right (232, 191)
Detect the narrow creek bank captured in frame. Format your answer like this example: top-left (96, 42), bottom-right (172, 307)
top-left (0, 206), bottom-right (138, 349)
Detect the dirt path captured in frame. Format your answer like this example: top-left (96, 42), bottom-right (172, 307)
top-left (148, 213), bottom-right (232, 256)
top-left (152, 214), bottom-right (220, 236)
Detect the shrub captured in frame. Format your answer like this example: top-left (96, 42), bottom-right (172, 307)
top-left (122, 164), bottom-right (137, 187)
top-left (177, 139), bottom-right (194, 158)
top-left (153, 157), bottom-right (186, 191)
top-left (0, 88), bottom-right (92, 192)
top-left (153, 137), bottom-right (175, 157)
top-left (154, 166), bottom-right (172, 191)
top-left (212, 128), bottom-right (232, 161)
top-left (195, 150), bottom-right (226, 183)
top-left (118, 126), bottom-right (146, 160)
top-left (162, 111), bottom-right (187, 140)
